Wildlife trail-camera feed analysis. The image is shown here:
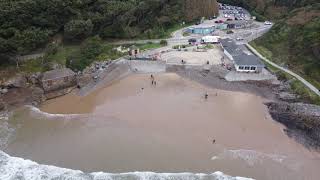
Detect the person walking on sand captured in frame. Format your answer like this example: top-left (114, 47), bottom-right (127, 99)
top-left (204, 92), bottom-right (208, 99)
top-left (154, 81), bottom-right (157, 86)
top-left (212, 139), bottom-right (216, 144)
top-left (151, 74), bottom-right (155, 85)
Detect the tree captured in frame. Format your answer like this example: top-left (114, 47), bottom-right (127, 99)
top-left (64, 19), bottom-right (93, 40)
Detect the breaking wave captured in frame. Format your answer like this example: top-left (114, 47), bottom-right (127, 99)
top-left (27, 105), bottom-right (87, 119)
top-left (0, 111), bottom-right (15, 149)
top-left (218, 149), bottom-right (287, 166)
top-left (0, 151), bottom-right (254, 180)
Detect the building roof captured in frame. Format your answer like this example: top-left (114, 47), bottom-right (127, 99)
top-left (220, 38), bottom-right (242, 56)
top-left (42, 68), bottom-right (75, 81)
top-left (225, 20), bottom-right (247, 25)
top-left (233, 53), bottom-right (265, 67)
top-left (220, 38), bottom-right (265, 67)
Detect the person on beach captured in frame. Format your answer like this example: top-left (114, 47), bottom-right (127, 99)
top-left (212, 139), bottom-right (216, 144)
top-left (205, 93), bottom-right (208, 99)
top-left (151, 74), bottom-right (155, 85)
top-left (154, 81), bottom-right (157, 86)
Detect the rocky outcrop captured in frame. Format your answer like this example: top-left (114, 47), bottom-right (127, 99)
top-left (2, 74), bottom-right (28, 88)
top-left (266, 102), bottom-right (320, 148)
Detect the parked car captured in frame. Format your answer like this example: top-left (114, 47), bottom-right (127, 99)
top-left (214, 20), bottom-right (220, 23)
top-left (218, 20), bottom-right (224, 23)
top-left (227, 18), bottom-right (233, 21)
top-left (264, 21), bottom-right (272, 25)
top-left (236, 37), bottom-right (244, 41)
top-left (195, 21), bottom-right (201, 25)
top-left (188, 38), bottom-right (197, 44)
top-left (226, 30), bottom-right (234, 34)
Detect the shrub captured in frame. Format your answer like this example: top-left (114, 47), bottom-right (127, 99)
top-left (160, 40), bottom-right (168, 46)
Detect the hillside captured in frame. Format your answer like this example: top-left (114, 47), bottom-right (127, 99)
top-left (252, 4), bottom-right (320, 88)
top-left (0, 0), bottom-right (218, 64)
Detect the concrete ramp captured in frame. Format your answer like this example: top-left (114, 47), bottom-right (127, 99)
top-left (78, 60), bottom-right (131, 96)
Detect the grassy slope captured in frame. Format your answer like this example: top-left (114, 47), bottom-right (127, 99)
top-left (250, 41), bottom-right (320, 105)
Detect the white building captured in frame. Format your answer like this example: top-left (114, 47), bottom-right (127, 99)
top-left (201, 35), bottom-right (220, 44)
top-left (220, 38), bottom-right (265, 73)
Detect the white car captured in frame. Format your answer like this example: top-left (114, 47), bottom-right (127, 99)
top-left (264, 21), bottom-right (272, 25)
top-left (236, 37), bottom-right (244, 41)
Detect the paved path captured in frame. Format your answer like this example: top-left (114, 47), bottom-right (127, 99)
top-left (246, 43), bottom-right (320, 96)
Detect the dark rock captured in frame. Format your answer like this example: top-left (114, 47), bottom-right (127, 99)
top-left (0, 101), bottom-right (5, 111)
top-left (3, 74), bottom-right (28, 88)
top-left (266, 102), bottom-right (320, 149)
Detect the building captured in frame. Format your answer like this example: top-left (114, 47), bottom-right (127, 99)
top-left (233, 53), bottom-right (265, 72)
top-left (225, 20), bottom-right (248, 29)
top-left (220, 38), bottom-right (242, 60)
top-left (201, 35), bottom-right (220, 44)
top-left (186, 25), bottom-right (215, 35)
top-left (220, 38), bottom-right (265, 73)
top-left (216, 23), bottom-right (228, 30)
top-left (41, 68), bottom-right (76, 98)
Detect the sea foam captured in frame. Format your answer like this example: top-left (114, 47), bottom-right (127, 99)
top-left (0, 151), bottom-right (254, 180)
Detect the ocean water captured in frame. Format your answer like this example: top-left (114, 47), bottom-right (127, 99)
top-left (0, 151), bottom-right (253, 180)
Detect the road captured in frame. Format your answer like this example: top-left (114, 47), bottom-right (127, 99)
top-left (246, 43), bottom-right (320, 96)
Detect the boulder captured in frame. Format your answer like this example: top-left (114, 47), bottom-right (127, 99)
top-left (4, 74), bottom-right (28, 88)
top-left (31, 87), bottom-right (45, 103)
top-left (0, 102), bottom-right (4, 111)
top-left (0, 88), bottom-right (8, 94)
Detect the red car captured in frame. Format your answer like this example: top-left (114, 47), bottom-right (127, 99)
top-left (218, 20), bottom-right (224, 23)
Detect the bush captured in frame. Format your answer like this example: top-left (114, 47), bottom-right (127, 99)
top-left (64, 20), bottom-right (93, 40)
top-left (66, 36), bottom-right (103, 71)
top-left (160, 40), bottom-right (168, 46)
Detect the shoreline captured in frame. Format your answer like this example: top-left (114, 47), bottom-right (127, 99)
top-left (1, 61), bottom-right (320, 149)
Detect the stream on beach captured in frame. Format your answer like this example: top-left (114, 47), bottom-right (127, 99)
top-left (1, 73), bottom-right (320, 180)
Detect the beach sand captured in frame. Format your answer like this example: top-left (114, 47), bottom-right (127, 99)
top-left (4, 73), bottom-right (320, 180)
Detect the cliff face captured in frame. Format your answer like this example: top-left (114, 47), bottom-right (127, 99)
top-left (184, 0), bottom-right (219, 21)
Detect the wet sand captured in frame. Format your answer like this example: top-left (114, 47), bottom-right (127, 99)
top-left (4, 73), bottom-right (320, 180)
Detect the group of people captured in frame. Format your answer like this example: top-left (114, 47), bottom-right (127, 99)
top-left (204, 92), bottom-right (218, 99)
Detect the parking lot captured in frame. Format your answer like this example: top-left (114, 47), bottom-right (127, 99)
top-left (161, 46), bottom-right (224, 66)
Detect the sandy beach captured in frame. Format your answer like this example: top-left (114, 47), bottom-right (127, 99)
top-left (3, 73), bottom-right (320, 180)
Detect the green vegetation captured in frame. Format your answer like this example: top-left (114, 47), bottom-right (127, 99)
top-left (0, 0), bottom-right (220, 73)
top-left (183, 32), bottom-right (191, 37)
top-left (136, 42), bottom-right (163, 50)
top-left (160, 40), bottom-right (168, 46)
top-left (251, 4), bottom-right (320, 88)
top-left (250, 41), bottom-right (320, 105)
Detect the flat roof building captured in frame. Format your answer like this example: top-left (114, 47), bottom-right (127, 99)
top-left (220, 38), bottom-right (265, 72)
top-left (186, 25), bottom-right (215, 35)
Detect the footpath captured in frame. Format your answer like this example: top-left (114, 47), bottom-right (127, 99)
top-left (246, 43), bottom-right (320, 97)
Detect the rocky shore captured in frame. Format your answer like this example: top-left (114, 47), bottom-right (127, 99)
top-left (266, 102), bottom-right (320, 149)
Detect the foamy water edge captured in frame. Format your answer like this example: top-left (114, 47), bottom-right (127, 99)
top-left (0, 150), bottom-right (254, 180)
